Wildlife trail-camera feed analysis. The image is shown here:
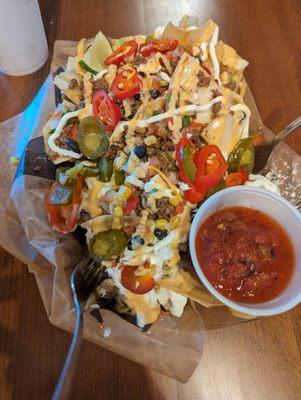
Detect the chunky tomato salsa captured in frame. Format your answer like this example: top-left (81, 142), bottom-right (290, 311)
top-left (196, 206), bottom-right (295, 303)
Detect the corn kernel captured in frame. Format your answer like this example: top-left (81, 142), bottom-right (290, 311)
top-left (155, 219), bottom-right (169, 230)
top-left (113, 206), bottom-right (123, 218)
top-left (144, 135), bottom-right (157, 146)
top-left (170, 216), bottom-right (181, 230)
top-left (168, 194), bottom-right (182, 207)
top-left (118, 185), bottom-right (132, 200)
top-left (160, 80), bottom-right (169, 87)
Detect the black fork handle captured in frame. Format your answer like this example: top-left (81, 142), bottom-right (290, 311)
top-left (51, 307), bottom-right (83, 400)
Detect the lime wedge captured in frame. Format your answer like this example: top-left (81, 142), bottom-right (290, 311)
top-left (80, 31), bottom-right (112, 74)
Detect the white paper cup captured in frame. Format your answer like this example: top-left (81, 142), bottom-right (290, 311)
top-left (0, 0), bottom-right (48, 76)
top-left (189, 186), bottom-right (301, 316)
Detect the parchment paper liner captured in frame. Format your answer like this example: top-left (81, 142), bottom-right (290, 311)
top-left (0, 40), bottom-right (300, 382)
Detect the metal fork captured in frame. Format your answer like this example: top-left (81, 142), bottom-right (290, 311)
top-left (253, 116), bottom-right (301, 173)
top-left (52, 256), bottom-right (102, 400)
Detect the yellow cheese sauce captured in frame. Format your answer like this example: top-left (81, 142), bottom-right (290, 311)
top-left (81, 177), bottom-right (104, 218)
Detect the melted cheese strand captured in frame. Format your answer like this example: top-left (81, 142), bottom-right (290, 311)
top-left (48, 110), bottom-right (82, 159)
top-left (137, 96), bottom-right (223, 128)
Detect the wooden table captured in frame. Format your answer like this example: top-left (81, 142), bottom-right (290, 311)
top-left (1, 1), bottom-right (301, 399)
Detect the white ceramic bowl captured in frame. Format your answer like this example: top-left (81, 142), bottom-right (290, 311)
top-left (189, 186), bottom-right (301, 316)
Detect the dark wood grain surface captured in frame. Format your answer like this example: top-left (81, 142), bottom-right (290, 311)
top-left (0, 1), bottom-right (301, 399)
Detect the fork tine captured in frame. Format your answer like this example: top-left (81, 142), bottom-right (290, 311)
top-left (72, 256), bottom-right (106, 302)
top-left (84, 264), bottom-right (101, 287)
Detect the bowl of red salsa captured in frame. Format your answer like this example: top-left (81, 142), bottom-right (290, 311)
top-left (189, 186), bottom-right (301, 316)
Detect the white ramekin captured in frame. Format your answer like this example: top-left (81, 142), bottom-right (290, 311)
top-left (189, 186), bottom-right (301, 316)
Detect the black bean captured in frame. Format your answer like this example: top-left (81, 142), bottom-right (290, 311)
top-left (134, 93), bottom-right (141, 101)
top-left (115, 99), bottom-right (122, 106)
top-left (133, 145), bottom-right (146, 159)
top-left (138, 71), bottom-right (146, 78)
top-left (65, 138), bottom-right (80, 153)
top-left (154, 228), bottom-right (168, 240)
top-left (150, 90), bottom-right (160, 99)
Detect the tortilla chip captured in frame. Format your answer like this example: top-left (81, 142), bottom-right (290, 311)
top-left (216, 41), bottom-right (249, 73)
top-left (160, 269), bottom-right (222, 308)
top-left (162, 19), bottom-right (218, 51)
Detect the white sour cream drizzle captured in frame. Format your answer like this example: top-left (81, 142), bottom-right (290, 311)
top-left (200, 42), bottom-right (208, 62)
top-left (47, 110), bottom-right (82, 158)
top-left (136, 96), bottom-right (223, 128)
top-left (230, 103), bottom-right (251, 138)
top-left (93, 69), bottom-right (108, 80)
top-left (209, 27), bottom-right (221, 86)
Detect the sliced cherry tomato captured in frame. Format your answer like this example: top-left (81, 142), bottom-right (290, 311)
top-left (45, 177), bottom-right (82, 234)
top-left (111, 69), bottom-right (141, 101)
top-left (121, 262), bottom-right (156, 294)
top-left (123, 189), bottom-right (140, 214)
top-left (104, 40), bottom-right (138, 67)
top-left (226, 167), bottom-right (249, 187)
top-left (140, 39), bottom-right (179, 57)
top-left (92, 90), bottom-right (121, 132)
top-left (184, 186), bottom-right (205, 203)
top-left (194, 145), bottom-right (227, 193)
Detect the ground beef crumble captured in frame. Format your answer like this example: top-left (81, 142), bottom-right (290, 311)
top-left (154, 198), bottom-right (175, 220)
top-left (212, 101), bottom-right (222, 117)
top-left (105, 144), bottom-right (123, 161)
top-left (147, 147), bottom-right (176, 175)
top-left (212, 89), bottom-right (221, 98)
top-left (197, 71), bottom-right (211, 87)
top-left (91, 77), bottom-right (109, 93)
top-left (134, 55), bottom-right (147, 67)
top-left (68, 78), bottom-right (79, 89)
top-left (54, 121), bottom-right (78, 149)
top-left (225, 80), bottom-right (237, 91)
top-left (119, 96), bottom-right (142, 120)
top-left (157, 136), bottom-right (174, 152)
top-left (190, 131), bottom-right (206, 148)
